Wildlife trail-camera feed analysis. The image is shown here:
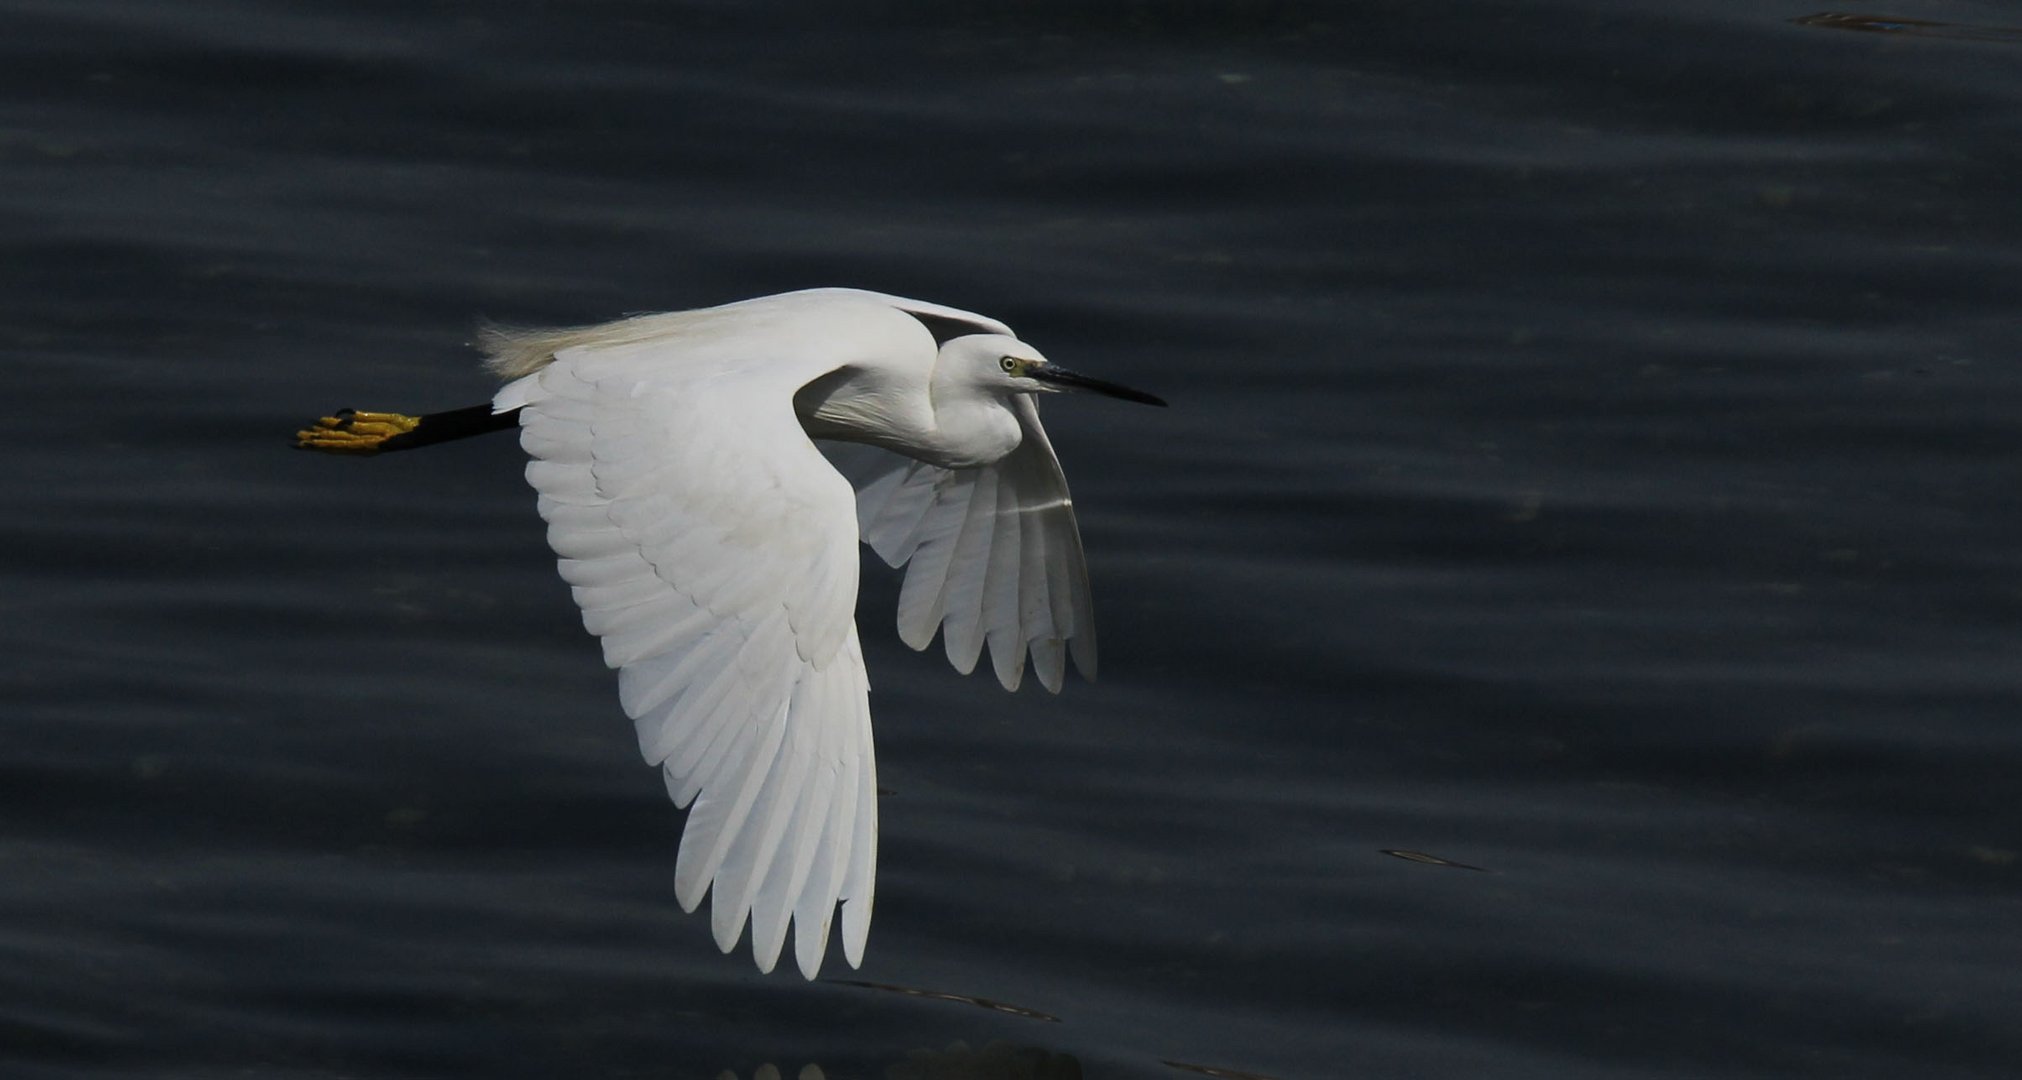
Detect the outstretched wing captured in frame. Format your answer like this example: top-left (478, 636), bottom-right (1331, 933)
top-left (853, 394), bottom-right (1096, 693)
top-left (498, 341), bottom-right (876, 980)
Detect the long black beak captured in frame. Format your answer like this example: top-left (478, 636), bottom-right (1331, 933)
top-left (1029, 365), bottom-right (1168, 407)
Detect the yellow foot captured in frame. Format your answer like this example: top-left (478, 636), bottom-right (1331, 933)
top-left (295, 408), bottom-right (421, 454)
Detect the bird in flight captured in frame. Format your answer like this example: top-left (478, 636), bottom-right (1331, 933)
top-left (296, 288), bottom-right (1164, 978)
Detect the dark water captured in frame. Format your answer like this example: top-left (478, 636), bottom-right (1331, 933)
top-left (6, 2), bottom-right (2020, 1077)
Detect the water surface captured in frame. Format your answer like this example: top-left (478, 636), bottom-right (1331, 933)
top-left (5, 2), bottom-right (2020, 1077)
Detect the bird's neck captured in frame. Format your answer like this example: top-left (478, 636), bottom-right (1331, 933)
top-left (795, 369), bottom-right (1023, 469)
top-left (914, 393), bottom-right (1023, 469)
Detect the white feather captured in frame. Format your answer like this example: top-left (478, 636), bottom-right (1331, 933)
top-left (481, 288), bottom-right (1118, 978)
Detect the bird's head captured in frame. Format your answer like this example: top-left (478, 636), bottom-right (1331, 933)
top-left (945, 334), bottom-right (1167, 407)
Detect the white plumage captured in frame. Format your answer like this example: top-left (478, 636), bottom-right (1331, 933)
top-left (482, 288), bottom-right (1159, 978)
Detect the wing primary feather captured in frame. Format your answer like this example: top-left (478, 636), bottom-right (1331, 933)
top-left (1012, 476), bottom-right (1066, 692)
top-left (939, 465), bottom-right (1000, 674)
top-left (694, 694), bottom-right (793, 953)
top-left (720, 719), bottom-right (812, 972)
top-left (874, 464), bottom-right (944, 565)
top-left (1030, 637), bottom-right (1067, 693)
top-left (771, 759), bottom-right (837, 977)
top-left (893, 471), bottom-right (970, 650)
top-left (854, 465), bottom-right (916, 565)
top-left (798, 757), bottom-right (854, 976)
top-left (673, 713), bottom-right (756, 910)
top-left (981, 462), bottom-right (1027, 690)
top-left (746, 663), bottom-right (845, 971)
top-left (839, 701), bottom-right (879, 968)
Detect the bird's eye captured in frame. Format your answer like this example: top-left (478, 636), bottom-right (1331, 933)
top-left (999, 356), bottom-right (1018, 373)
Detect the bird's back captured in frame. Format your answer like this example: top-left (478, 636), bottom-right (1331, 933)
top-left (480, 288), bottom-right (989, 385)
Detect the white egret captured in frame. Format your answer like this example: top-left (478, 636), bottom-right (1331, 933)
top-left (296, 288), bottom-right (1163, 978)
